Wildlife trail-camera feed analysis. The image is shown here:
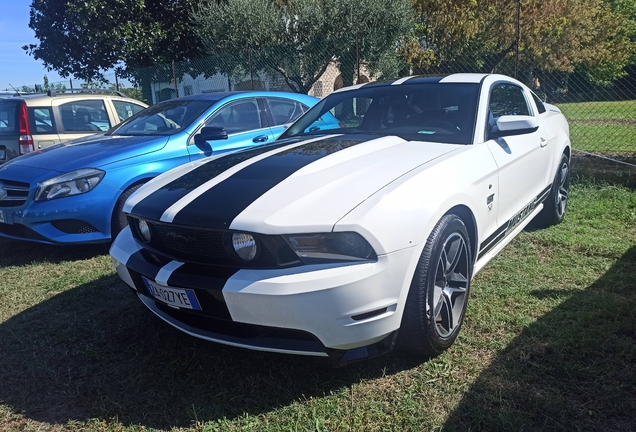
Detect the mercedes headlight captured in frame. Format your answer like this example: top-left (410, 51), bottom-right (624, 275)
top-left (35, 168), bottom-right (105, 201)
top-left (283, 232), bottom-right (377, 264)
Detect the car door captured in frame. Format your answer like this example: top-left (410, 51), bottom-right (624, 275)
top-left (187, 98), bottom-right (274, 158)
top-left (263, 97), bottom-right (308, 138)
top-left (485, 83), bottom-right (552, 227)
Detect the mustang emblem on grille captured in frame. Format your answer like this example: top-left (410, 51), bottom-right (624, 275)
top-left (165, 230), bottom-right (197, 242)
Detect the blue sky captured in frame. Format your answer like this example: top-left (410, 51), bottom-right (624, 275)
top-left (0, 1), bottom-right (69, 91)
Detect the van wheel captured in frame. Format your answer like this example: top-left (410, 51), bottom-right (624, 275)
top-left (111, 183), bottom-right (145, 240)
top-left (398, 214), bottom-right (472, 358)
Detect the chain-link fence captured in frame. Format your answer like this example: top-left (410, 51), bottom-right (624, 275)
top-left (37, 43), bottom-right (636, 172)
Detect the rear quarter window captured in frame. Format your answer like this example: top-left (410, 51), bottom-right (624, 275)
top-left (28, 107), bottom-right (56, 134)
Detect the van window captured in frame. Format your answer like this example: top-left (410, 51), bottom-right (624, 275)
top-left (0, 102), bottom-right (17, 134)
top-left (60, 100), bottom-right (111, 132)
top-left (28, 107), bottom-right (56, 133)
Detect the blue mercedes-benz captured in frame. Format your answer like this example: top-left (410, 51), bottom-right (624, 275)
top-left (0, 91), bottom-right (320, 244)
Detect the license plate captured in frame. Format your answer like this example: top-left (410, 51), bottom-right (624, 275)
top-left (0, 210), bottom-right (4, 223)
top-left (0, 150), bottom-right (5, 160)
top-left (143, 278), bottom-right (202, 310)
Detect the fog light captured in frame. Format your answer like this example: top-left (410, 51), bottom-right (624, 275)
top-left (232, 233), bottom-right (257, 261)
top-left (138, 220), bottom-right (151, 242)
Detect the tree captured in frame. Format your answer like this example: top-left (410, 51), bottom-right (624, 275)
top-left (24, 0), bottom-right (207, 102)
top-left (193, 0), bottom-right (414, 94)
top-left (408, 0), bottom-right (636, 94)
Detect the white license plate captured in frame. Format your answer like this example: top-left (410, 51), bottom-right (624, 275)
top-left (0, 210), bottom-right (4, 223)
top-left (143, 278), bottom-right (202, 310)
top-left (0, 150), bottom-right (5, 160)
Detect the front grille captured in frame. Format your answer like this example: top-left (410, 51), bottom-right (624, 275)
top-left (0, 179), bottom-right (30, 207)
top-left (129, 217), bottom-right (300, 268)
top-left (51, 219), bottom-right (99, 234)
top-left (0, 223), bottom-right (48, 241)
top-left (152, 223), bottom-right (227, 259)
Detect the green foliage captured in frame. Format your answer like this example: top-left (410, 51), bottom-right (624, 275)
top-left (24, 0), bottom-right (205, 81)
top-left (193, 0), bottom-right (414, 93)
top-left (410, 0), bottom-right (636, 87)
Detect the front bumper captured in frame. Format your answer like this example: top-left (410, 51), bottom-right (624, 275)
top-left (111, 227), bottom-right (416, 359)
top-left (0, 184), bottom-right (119, 244)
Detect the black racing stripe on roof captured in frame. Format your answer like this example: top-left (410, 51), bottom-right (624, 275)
top-left (402, 76), bottom-right (445, 84)
top-left (359, 75), bottom-right (446, 88)
top-left (131, 139), bottom-right (302, 221)
top-left (170, 136), bottom-right (371, 228)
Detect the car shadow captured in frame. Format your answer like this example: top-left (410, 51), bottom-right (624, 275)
top-left (0, 237), bottom-right (110, 266)
top-left (441, 245), bottom-right (636, 431)
top-left (0, 273), bottom-right (421, 429)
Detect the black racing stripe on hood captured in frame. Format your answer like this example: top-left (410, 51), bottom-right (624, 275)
top-left (170, 137), bottom-right (370, 228)
top-left (131, 139), bottom-right (302, 220)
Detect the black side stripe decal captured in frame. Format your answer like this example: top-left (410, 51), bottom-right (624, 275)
top-left (132, 139), bottom-right (302, 221)
top-left (172, 138), bottom-right (369, 228)
top-left (478, 184), bottom-right (551, 260)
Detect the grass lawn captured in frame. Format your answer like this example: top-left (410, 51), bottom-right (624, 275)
top-left (557, 100), bottom-right (636, 154)
top-left (0, 180), bottom-right (635, 431)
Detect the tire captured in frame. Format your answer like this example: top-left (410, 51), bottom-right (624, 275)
top-left (398, 214), bottom-right (472, 358)
top-left (111, 183), bottom-right (146, 240)
top-left (535, 153), bottom-right (570, 228)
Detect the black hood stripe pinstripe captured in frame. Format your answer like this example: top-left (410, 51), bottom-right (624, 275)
top-left (131, 139), bottom-right (303, 220)
top-left (131, 135), bottom-right (372, 226)
top-left (171, 137), bottom-right (373, 228)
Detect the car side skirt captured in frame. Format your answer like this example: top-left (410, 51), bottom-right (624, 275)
top-left (473, 184), bottom-right (551, 275)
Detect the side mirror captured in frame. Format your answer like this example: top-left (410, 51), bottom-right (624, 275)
top-left (489, 115), bottom-right (539, 139)
top-left (194, 127), bottom-right (228, 155)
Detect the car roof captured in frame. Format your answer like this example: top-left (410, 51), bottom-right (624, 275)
top-left (174, 91), bottom-right (318, 102)
top-left (333, 73), bottom-right (492, 94)
top-left (0, 89), bottom-right (143, 104)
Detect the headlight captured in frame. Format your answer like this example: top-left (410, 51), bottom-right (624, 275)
top-left (283, 232), bottom-right (377, 264)
top-left (35, 168), bottom-right (105, 201)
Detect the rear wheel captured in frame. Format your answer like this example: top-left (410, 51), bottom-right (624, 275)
top-left (111, 183), bottom-right (146, 240)
top-left (398, 214), bottom-right (472, 358)
top-left (535, 153), bottom-right (569, 228)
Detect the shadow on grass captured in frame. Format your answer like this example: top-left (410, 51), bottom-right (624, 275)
top-left (442, 246), bottom-right (636, 431)
top-left (0, 237), bottom-right (110, 267)
top-left (0, 273), bottom-right (420, 429)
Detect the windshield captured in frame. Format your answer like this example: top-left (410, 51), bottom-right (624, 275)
top-left (108, 99), bottom-right (218, 136)
top-left (281, 82), bottom-right (480, 145)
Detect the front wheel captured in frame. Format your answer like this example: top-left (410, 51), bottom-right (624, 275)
top-left (111, 183), bottom-right (146, 240)
top-left (398, 214), bottom-right (473, 358)
top-left (535, 153), bottom-right (570, 228)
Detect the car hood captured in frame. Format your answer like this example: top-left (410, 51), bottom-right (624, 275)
top-left (128, 134), bottom-right (462, 233)
top-left (5, 134), bottom-right (170, 173)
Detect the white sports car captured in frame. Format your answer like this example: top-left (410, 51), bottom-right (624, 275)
top-left (110, 74), bottom-right (570, 362)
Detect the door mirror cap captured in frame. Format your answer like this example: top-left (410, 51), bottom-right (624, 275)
top-left (490, 115), bottom-right (539, 139)
top-left (194, 127), bottom-right (228, 155)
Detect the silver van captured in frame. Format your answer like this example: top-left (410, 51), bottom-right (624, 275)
top-left (0, 89), bottom-right (147, 164)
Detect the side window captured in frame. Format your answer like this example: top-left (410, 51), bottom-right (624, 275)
top-left (267, 98), bottom-right (306, 126)
top-left (112, 100), bottom-right (145, 122)
top-left (59, 100), bottom-right (111, 132)
top-left (0, 103), bottom-right (17, 132)
top-left (489, 84), bottom-right (531, 120)
top-left (28, 107), bottom-right (56, 133)
top-left (205, 99), bottom-right (262, 134)
top-left (531, 92), bottom-right (546, 114)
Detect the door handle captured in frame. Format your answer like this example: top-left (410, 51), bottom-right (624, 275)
top-left (253, 135), bottom-right (269, 143)
top-left (540, 137), bottom-right (548, 148)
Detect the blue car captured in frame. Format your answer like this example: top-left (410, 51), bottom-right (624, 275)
top-left (0, 91), bottom-right (320, 244)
